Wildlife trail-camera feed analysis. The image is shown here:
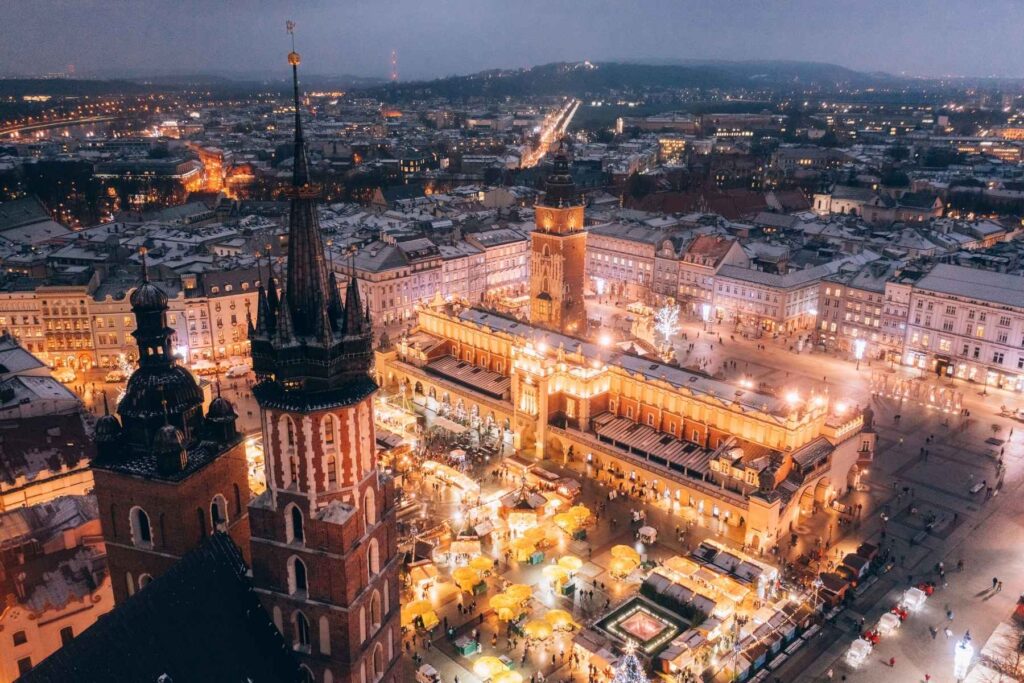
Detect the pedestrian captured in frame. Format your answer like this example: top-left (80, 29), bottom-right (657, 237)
top-left (998, 581), bottom-right (1003, 592)
top-left (993, 577), bottom-right (999, 590)
top-left (945, 627), bottom-right (953, 638)
top-left (888, 657), bottom-right (895, 668)
top-left (947, 608), bottom-right (954, 621)
top-left (826, 669), bottom-right (833, 680)
top-left (929, 625), bottom-right (937, 639)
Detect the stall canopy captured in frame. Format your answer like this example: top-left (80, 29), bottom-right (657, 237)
top-left (433, 416), bottom-right (469, 434)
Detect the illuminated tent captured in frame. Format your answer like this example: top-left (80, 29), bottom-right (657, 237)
top-left (609, 556), bottom-right (639, 578)
top-left (488, 593), bottom-right (517, 621)
top-left (544, 609), bottom-right (576, 631)
top-left (505, 584), bottom-right (533, 604)
top-left (611, 545), bottom-right (641, 564)
top-left (567, 504), bottom-right (591, 526)
top-left (553, 512), bottom-right (578, 534)
top-left (511, 537), bottom-right (536, 562)
top-left (523, 619), bottom-right (553, 640)
top-left (473, 656), bottom-right (508, 679)
top-left (523, 526), bottom-right (548, 546)
top-left (401, 599), bottom-right (436, 627)
top-left (492, 671), bottom-right (524, 683)
top-left (452, 566), bottom-right (480, 592)
top-left (558, 555), bottom-right (583, 573)
top-left (470, 555), bottom-right (495, 573)
top-left (542, 564), bottom-right (570, 589)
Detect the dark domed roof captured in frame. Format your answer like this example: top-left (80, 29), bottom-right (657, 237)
top-left (130, 281), bottom-right (168, 312)
top-left (94, 414), bottom-right (122, 442)
top-left (119, 365), bottom-right (203, 422)
top-left (154, 423), bottom-right (185, 453)
top-left (207, 395), bottom-right (237, 421)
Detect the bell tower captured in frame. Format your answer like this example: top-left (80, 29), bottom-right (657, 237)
top-left (530, 144), bottom-right (587, 334)
top-left (247, 38), bottom-right (401, 683)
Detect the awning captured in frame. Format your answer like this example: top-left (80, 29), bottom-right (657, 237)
top-left (433, 416), bottom-right (468, 434)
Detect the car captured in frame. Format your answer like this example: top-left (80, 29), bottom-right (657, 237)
top-left (52, 367), bottom-right (76, 384)
top-left (225, 364), bottom-right (250, 378)
top-left (104, 369), bottom-right (127, 382)
top-left (415, 664), bottom-right (439, 683)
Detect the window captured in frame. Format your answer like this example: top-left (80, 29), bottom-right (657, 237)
top-left (327, 455), bottom-right (337, 486)
top-left (945, 305), bottom-right (956, 315)
top-left (364, 487), bottom-right (376, 527)
top-left (975, 326), bottom-right (985, 338)
top-left (993, 352), bottom-right (1005, 365)
top-left (999, 316), bottom-right (1012, 327)
top-left (211, 494), bottom-right (228, 532)
top-left (138, 573), bottom-right (153, 589)
top-left (370, 590), bottom-right (382, 630)
top-left (288, 504), bottom-right (304, 544)
top-left (998, 331), bottom-right (1009, 344)
top-left (59, 627), bottom-right (74, 646)
top-left (17, 658), bottom-right (32, 676)
top-left (324, 417), bottom-right (335, 445)
top-left (294, 611), bottom-right (311, 650)
top-left (368, 538), bottom-right (380, 576)
top-left (130, 506), bottom-right (152, 547)
top-left (12, 631), bottom-right (27, 646)
top-left (646, 413), bottom-right (654, 426)
top-left (289, 556), bottom-right (308, 595)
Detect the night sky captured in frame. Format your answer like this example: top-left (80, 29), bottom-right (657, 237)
top-left (1, 0), bottom-right (1022, 81)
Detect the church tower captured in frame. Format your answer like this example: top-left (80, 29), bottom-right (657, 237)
top-left (247, 46), bottom-right (401, 683)
top-left (92, 255), bottom-right (249, 605)
top-left (529, 145), bottom-right (587, 334)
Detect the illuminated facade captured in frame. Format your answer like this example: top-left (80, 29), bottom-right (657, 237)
top-left (378, 301), bottom-right (870, 550)
top-left (530, 150), bottom-right (587, 335)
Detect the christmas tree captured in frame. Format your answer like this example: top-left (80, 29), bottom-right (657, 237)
top-left (611, 642), bottom-right (648, 683)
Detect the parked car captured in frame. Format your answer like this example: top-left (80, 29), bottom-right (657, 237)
top-left (415, 664), bottom-right (439, 683)
top-left (52, 367), bottom-right (76, 384)
top-left (225, 364), bottom-right (250, 378)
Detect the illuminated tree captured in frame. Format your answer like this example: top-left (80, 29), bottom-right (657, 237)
top-left (654, 305), bottom-right (680, 346)
top-left (611, 643), bottom-right (649, 683)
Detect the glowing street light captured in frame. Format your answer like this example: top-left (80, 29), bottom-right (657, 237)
top-left (785, 390), bottom-right (801, 407)
top-left (598, 333), bottom-right (612, 348)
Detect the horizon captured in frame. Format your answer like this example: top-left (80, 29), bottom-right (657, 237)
top-left (2, 0), bottom-right (1024, 82)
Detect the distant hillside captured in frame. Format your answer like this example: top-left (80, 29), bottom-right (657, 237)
top-left (362, 60), bottom-right (902, 101)
top-left (0, 78), bottom-right (166, 97)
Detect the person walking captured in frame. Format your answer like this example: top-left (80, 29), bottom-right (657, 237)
top-left (888, 657), bottom-right (895, 668)
top-left (993, 577), bottom-right (999, 590)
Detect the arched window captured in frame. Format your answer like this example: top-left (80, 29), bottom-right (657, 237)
top-left (319, 615), bottom-right (331, 656)
top-left (299, 666), bottom-right (314, 683)
top-left (363, 487), bottom-right (376, 527)
top-left (287, 504), bottom-right (304, 544)
top-left (233, 483), bottom-right (242, 514)
top-left (324, 670), bottom-right (334, 683)
top-left (129, 507), bottom-right (152, 548)
top-left (367, 538), bottom-right (380, 577)
top-left (290, 455), bottom-right (300, 488)
top-left (211, 494), bottom-right (228, 532)
top-left (370, 590), bottom-right (382, 631)
top-left (126, 572), bottom-right (135, 597)
top-left (196, 507), bottom-right (207, 540)
top-left (372, 642), bottom-right (384, 682)
top-left (293, 611), bottom-right (311, 650)
top-left (359, 606), bottom-right (367, 643)
top-left (138, 573), bottom-right (153, 589)
top-left (323, 415), bottom-right (336, 446)
top-left (288, 556), bottom-right (308, 596)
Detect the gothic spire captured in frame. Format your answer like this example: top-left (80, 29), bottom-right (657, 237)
top-left (282, 46), bottom-right (337, 343)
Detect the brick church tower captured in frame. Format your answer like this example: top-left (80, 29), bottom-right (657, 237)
top-left (529, 145), bottom-right (587, 334)
top-left (92, 255), bottom-right (250, 605)
top-left (246, 47), bottom-right (401, 683)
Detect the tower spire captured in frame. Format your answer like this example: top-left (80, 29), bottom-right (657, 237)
top-left (281, 24), bottom-right (337, 343)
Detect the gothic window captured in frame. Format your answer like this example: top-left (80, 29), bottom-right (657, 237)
top-left (288, 556), bottom-right (308, 596)
top-left (299, 667), bottom-right (314, 683)
top-left (319, 615), bottom-right (331, 656)
top-left (129, 507), bottom-right (152, 548)
top-left (211, 494), bottom-right (228, 532)
top-left (363, 487), bottom-right (376, 527)
top-left (323, 416), bottom-right (335, 445)
top-left (293, 611), bottom-right (311, 650)
top-left (138, 574), bottom-right (153, 589)
top-left (383, 579), bottom-right (391, 615)
top-left (126, 572), bottom-right (135, 597)
top-left (372, 643), bottom-right (385, 682)
top-left (288, 504), bottom-right (304, 544)
top-left (370, 590), bottom-right (382, 631)
top-left (367, 538), bottom-right (380, 577)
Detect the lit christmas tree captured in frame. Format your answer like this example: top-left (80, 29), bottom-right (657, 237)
top-left (611, 642), bottom-right (649, 683)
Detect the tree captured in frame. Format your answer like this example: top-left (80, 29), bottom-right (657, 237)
top-left (611, 644), bottom-right (649, 683)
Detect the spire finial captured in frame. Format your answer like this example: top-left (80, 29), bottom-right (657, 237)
top-left (139, 246), bottom-right (149, 283)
